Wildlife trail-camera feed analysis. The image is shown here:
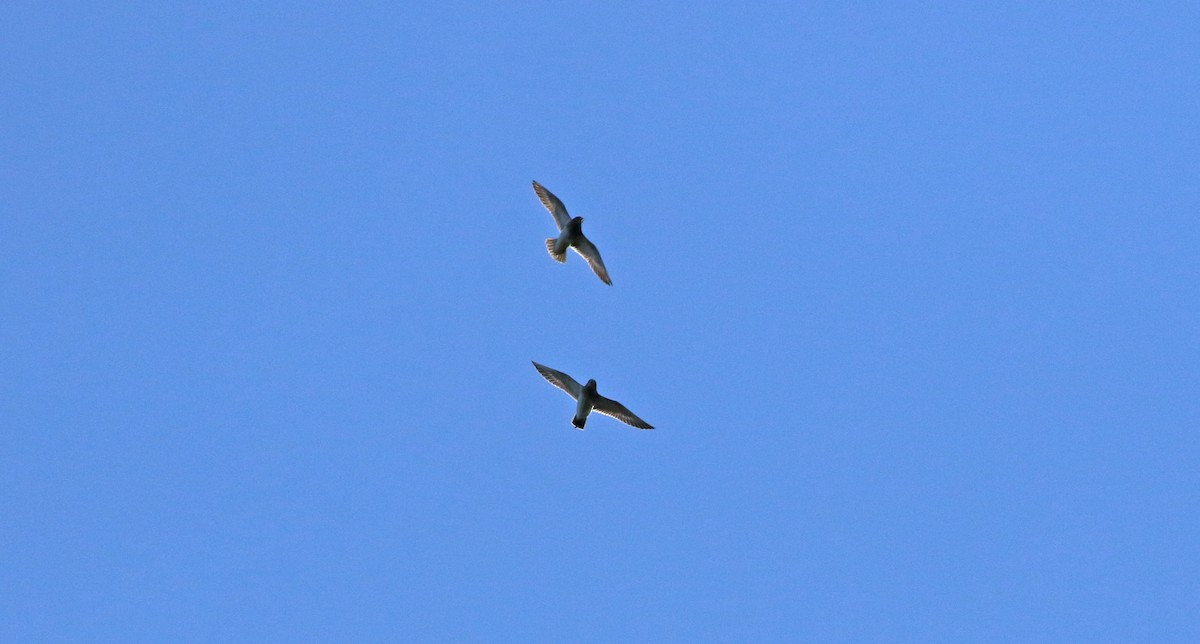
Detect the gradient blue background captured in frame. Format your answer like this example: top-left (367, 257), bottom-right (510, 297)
top-left (3, 2), bottom-right (1197, 641)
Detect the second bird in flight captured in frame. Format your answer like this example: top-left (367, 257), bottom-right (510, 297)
top-left (532, 180), bottom-right (613, 285)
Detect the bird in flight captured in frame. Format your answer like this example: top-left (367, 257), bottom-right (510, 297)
top-left (532, 361), bottom-right (654, 430)
top-left (532, 180), bottom-right (613, 285)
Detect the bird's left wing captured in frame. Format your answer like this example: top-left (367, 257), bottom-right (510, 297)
top-left (532, 181), bottom-right (572, 230)
top-left (593, 395), bottom-right (654, 429)
top-left (532, 361), bottom-right (583, 398)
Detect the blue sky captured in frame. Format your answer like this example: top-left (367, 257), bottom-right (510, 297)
top-left (2, 2), bottom-right (1197, 640)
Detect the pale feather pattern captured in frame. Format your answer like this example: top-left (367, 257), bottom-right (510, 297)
top-left (593, 395), bottom-right (655, 430)
top-left (572, 235), bottom-right (612, 285)
top-left (532, 361), bottom-right (582, 398)
top-left (532, 181), bottom-right (571, 230)
top-left (545, 238), bottom-right (567, 263)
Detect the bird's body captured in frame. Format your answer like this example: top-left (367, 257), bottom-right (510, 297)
top-left (532, 361), bottom-right (654, 430)
top-left (532, 181), bottom-right (612, 285)
top-left (573, 379), bottom-right (598, 429)
top-left (548, 217), bottom-right (583, 263)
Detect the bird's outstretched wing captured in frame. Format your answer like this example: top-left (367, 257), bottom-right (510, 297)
top-left (532, 361), bottom-right (582, 398)
top-left (572, 235), bottom-right (612, 285)
top-left (532, 181), bottom-right (571, 230)
top-left (593, 395), bottom-right (654, 429)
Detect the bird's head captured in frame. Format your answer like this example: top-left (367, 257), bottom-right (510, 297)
top-left (584, 379), bottom-right (597, 392)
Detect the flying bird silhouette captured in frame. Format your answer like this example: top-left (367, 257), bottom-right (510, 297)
top-left (532, 361), bottom-right (654, 430)
top-left (532, 180), bottom-right (612, 285)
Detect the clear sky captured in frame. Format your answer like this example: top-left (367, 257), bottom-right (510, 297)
top-left (3, 2), bottom-right (1197, 641)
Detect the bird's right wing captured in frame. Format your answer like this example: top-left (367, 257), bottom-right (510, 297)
top-left (572, 235), bottom-right (612, 286)
top-left (532, 180), bottom-right (572, 230)
top-left (593, 395), bottom-right (654, 429)
top-left (532, 361), bottom-right (582, 398)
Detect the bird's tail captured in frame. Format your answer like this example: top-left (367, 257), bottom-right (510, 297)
top-left (546, 238), bottom-right (567, 263)
top-left (572, 415), bottom-right (586, 430)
